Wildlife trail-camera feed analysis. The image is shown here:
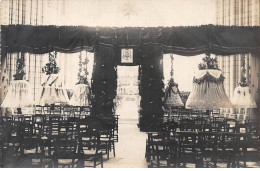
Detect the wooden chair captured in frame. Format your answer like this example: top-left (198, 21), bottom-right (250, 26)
top-left (198, 132), bottom-right (218, 167)
top-left (62, 105), bottom-right (72, 116)
top-left (148, 132), bottom-right (177, 168)
top-left (53, 122), bottom-right (79, 168)
top-left (19, 125), bottom-right (44, 168)
top-left (176, 132), bottom-right (201, 168)
top-left (236, 132), bottom-right (260, 167)
top-left (53, 105), bottom-right (62, 115)
top-left (113, 115), bottom-right (119, 142)
top-left (216, 132), bottom-right (238, 168)
top-left (78, 129), bottom-right (103, 168)
top-left (0, 117), bottom-right (13, 167)
top-left (42, 105), bottom-right (52, 114)
top-left (53, 137), bottom-right (79, 168)
top-left (99, 116), bottom-right (116, 160)
top-left (35, 105), bottom-right (44, 115)
top-left (3, 118), bottom-right (24, 167)
top-left (179, 119), bottom-right (196, 132)
top-left (72, 106), bottom-right (81, 117)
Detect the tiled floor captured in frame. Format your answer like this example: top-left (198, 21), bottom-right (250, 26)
top-left (104, 101), bottom-right (147, 168)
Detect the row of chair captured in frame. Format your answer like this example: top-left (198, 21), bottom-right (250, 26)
top-left (145, 117), bottom-right (260, 168)
top-left (163, 108), bottom-right (220, 121)
top-left (146, 131), bottom-right (260, 168)
top-left (163, 117), bottom-right (258, 134)
top-left (0, 114), bottom-right (118, 168)
top-left (35, 105), bottom-right (91, 116)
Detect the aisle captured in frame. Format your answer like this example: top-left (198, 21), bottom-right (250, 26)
top-left (104, 101), bottom-right (147, 168)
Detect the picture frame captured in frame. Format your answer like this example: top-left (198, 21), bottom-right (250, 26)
top-left (121, 48), bottom-right (133, 64)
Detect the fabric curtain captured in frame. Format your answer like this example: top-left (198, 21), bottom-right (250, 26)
top-left (138, 44), bottom-right (164, 131)
top-left (2, 25), bottom-right (260, 56)
top-left (91, 45), bottom-right (117, 115)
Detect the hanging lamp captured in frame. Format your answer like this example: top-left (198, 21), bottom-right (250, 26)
top-left (69, 51), bottom-right (91, 107)
top-left (186, 53), bottom-right (232, 110)
top-left (164, 54), bottom-right (184, 109)
top-left (231, 54), bottom-right (257, 108)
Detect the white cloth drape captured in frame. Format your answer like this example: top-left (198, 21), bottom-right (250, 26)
top-left (1, 80), bottom-right (35, 108)
top-left (194, 69), bottom-right (222, 79)
top-left (39, 74), bottom-right (69, 105)
top-left (69, 84), bottom-right (91, 106)
top-left (186, 69), bottom-right (232, 110)
top-left (231, 86), bottom-right (257, 108)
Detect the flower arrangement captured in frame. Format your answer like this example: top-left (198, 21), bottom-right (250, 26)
top-left (237, 55), bottom-right (249, 87)
top-left (198, 54), bottom-right (219, 70)
top-left (238, 76), bottom-right (249, 87)
top-left (42, 51), bottom-right (60, 75)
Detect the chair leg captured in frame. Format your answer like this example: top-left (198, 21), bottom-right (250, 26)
top-left (94, 156), bottom-right (96, 168)
top-left (100, 154), bottom-right (103, 168)
top-left (107, 147), bottom-right (109, 160)
top-left (54, 158), bottom-right (58, 168)
top-left (157, 155), bottom-right (160, 167)
top-left (113, 142), bottom-right (115, 157)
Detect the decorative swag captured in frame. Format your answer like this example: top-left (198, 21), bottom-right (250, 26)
top-left (1, 25), bottom-right (260, 131)
top-left (1, 25), bottom-right (260, 56)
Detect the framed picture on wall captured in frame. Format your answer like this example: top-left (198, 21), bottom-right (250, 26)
top-left (121, 48), bottom-right (133, 63)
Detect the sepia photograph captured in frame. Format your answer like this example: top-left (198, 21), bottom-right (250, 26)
top-left (0, 0), bottom-right (260, 168)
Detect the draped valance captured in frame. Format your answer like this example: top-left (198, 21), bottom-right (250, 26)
top-left (1, 25), bottom-right (260, 56)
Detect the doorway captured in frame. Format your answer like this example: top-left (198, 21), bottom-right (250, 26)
top-left (115, 66), bottom-right (140, 121)
top-left (105, 65), bottom-right (147, 167)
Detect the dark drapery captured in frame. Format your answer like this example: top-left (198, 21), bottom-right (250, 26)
top-left (91, 45), bottom-right (117, 115)
top-left (2, 24), bottom-right (260, 131)
top-left (2, 25), bottom-right (260, 56)
top-left (138, 44), bottom-right (164, 131)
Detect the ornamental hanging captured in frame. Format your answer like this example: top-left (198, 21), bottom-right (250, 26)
top-left (231, 54), bottom-right (257, 108)
top-left (164, 78), bottom-right (184, 108)
top-left (70, 51), bottom-right (92, 107)
top-left (186, 53), bottom-right (232, 110)
top-left (164, 54), bottom-right (184, 109)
